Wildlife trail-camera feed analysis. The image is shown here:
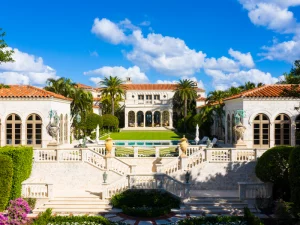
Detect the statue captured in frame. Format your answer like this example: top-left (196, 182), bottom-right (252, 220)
top-left (46, 110), bottom-right (60, 146)
top-left (233, 122), bottom-right (247, 148)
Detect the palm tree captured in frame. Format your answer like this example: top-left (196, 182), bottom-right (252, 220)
top-left (45, 77), bottom-right (76, 98)
top-left (239, 81), bottom-right (256, 91)
top-left (225, 87), bottom-right (241, 97)
top-left (99, 76), bottom-right (125, 116)
top-left (174, 79), bottom-right (197, 118)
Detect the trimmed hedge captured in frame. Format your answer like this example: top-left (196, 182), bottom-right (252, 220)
top-left (102, 114), bottom-right (119, 129)
top-left (255, 145), bottom-right (293, 200)
top-left (0, 146), bottom-right (33, 201)
top-left (32, 209), bottom-right (111, 225)
top-left (111, 189), bottom-right (180, 217)
top-left (289, 146), bottom-right (300, 211)
top-left (0, 155), bottom-right (13, 211)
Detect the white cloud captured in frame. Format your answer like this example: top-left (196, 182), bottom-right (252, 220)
top-left (0, 48), bottom-right (58, 85)
top-left (140, 21), bottom-right (151, 26)
top-left (91, 18), bottom-right (206, 76)
top-left (156, 80), bottom-right (177, 84)
top-left (84, 65), bottom-right (149, 84)
top-left (228, 48), bottom-right (255, 68)
top-left (238, 0), bottom-right (300, 63)
top-left (205, 68), bottom-right (278, 90)
top-left (90, 51), bottom-right (99, 57)
top-left (91, 18), bottom-right (126, 44)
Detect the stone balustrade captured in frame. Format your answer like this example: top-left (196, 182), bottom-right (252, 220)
top-left (128, 173), bottom-right (190, 199)
top-left (238, 182), bottom-right (273, 201)
top-left (156, 158), bottom-right (180, 175)
top-left (22, 182), bottom-right (53, 199)
top-left (103, 176), bottom-right (129, 199)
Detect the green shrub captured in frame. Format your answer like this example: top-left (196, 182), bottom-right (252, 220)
top-left (289, 146), bottom-right (300, 213)
top-left (33, 209), bottom-right (111, 225)
top-left (274, 199), bottom-right (294, 225)
top-left (255, 145), bottom-right (293, 200)
top-left (176, 216), bottom-right (243, 225)
top-left (0, 155), bottom-right (13, 211)
top-left (23, 197), bottom-right (37, 210)
top-left (0, 146), bottom-right (33, 200)
top-left (111, 189), bottom-right (180, 217)
top-left (102, 114), bottom-right (119, 130)
top-left (243, 207), bottom-right (263, 225)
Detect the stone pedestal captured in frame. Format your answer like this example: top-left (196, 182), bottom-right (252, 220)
top-left (234, 140), bottom-right (247, 149)
top-left (47, 141), bottom-right (58, 148)
top-left (180, 156), bottom-right (188, 171)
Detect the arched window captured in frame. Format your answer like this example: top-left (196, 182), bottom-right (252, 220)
top-left (6, 114), bottom-right (22, 145)
top-left (232, 114), bottom-right (235, 144)
top-left (274, 114), bottom-right (290, 145)
top-left (60, 114), bottom-right (63, 144)
top-left (26, 114), bottom-right (42, 146)
top-left (64, 114), bottom-right (68, 143)
top-left (227, 114), bottom-right (231, 144)
top-left (253, 114), bottom-right (270, 148)
top-left (296, 115), bottom-right (300, 145)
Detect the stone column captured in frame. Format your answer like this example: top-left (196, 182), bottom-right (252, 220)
top-left (143, 112), bottom-right (146, 127)
top-left (291, 121), bottom-right (296, 146)
top-left (21, 121), bottom-right (26, 145)
top-left (169, 111), bottom-right (173, 128)
top-left (160, 112), bottom-right (163, 127)
top-left (155, 147), bottom-right (160, 157)
top-left (269, 122), bottom-right (274, 148)
top-left (124, 109), bottom-right (128, 128)
top-left (152, 112), bottom-right (154, 127)
top-left (180, 156), bottom-right (188, 171)
top-left (136, 111), bottom-right (138, 127)
top-left (133, 146), bottom-right (138, 158)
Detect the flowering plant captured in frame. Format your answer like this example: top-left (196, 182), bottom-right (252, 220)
top-left (0, 198), bottom-right (31, 225)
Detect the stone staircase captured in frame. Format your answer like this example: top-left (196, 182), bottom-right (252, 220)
top-left (33, 196), bottom-right (121, 215)
top-left (172, 197), bottom-right (257, 215)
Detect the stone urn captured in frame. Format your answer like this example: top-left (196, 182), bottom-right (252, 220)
top-left (179, 135), bottom-right (188, 157)
top-left (105, 136), bottom-right (113, 157)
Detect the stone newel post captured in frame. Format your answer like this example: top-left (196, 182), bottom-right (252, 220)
top-left (180, 135), bottom-right (189, 171)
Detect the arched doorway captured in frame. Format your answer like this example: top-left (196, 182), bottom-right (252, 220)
top-left (145, 111), bottom-right (152, 127)
top-left (128, 111), bottom-right (135, 127)
top-left (26, 114), bottom-right (42, 146)
top-left (60, 114), bottom-right (63, 144)
top-left (64, 114), bottom-right (68, 143)
top-left (296, 115), bottom-right (300, 145)
top-left (253, 113), bottom-right (270, 148)
top-left (232, 114), bottom-right (235, 144)
top-left (227, 114), bottom-right (231, 144)
top-left (154, 111), bottom-right (161, 127)
top-left (274, 114), bottom-right (290, 145)
top-left (6, 113), bottom-right (22, 145)
top-left (162, 111), bottom-right (169, 126)
top-left (137, 111), bottom-right (144, 127)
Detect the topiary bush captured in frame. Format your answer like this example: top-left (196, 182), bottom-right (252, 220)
top-left (255, 145), bottom-right (294, 200)
top-left (0, 155), bottom-right (13, 211)
top-left (0, 146), bottom-right (33, 201)
top-left (102, 114), bottom-right (119, 131)
top-left (77, 113), bottom-right (103, 136)
top-left (111, 189), bottom-right (180, 217)
top-left (289, 146), bottom-right (300, 213)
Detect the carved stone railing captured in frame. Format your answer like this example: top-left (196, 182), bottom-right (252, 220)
top-left (186, 146), bottom-right (202, 156)
top-left (89, 146), bottom-right (106, 155)
top-left (57, 149), bottom-right (81, 161)
top-left (187, 150), bottom-right (204, 170)
top-left (156, 158), bottom-right (180, 175)
top-left (238, 182), bottom-right (273, 201)
top-left (103, 176), bottom-right (129, 199)
top-left (128, 174), bottom-right (190, 199)
top-left (83, 149), bottom-right (106, 170)
top-left (207, 149), bottom-right (231, 162)
top-left (34, 149), bottom-right (57, 161)
top-left (235, 150), bottom-right (256, 161)
top-left (107, 157), bottom-right (132, 175)
top-left (22, 182), bottom-right (53, 199)
top-left (206, 149), bottom-right (267, 162)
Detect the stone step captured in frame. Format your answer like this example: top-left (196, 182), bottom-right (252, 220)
top-left (52, 197), bottom-right (102, 201)
top-left (181, 205), bottom-right (255, 210)
top-left (172, 208), bottom-right (257, 215)
top-left (39, 205), bottom-right (112, 209)
top-left (33, 208), bottom-right (122, 214)
top-left (184, 202), bottom-right (251, 207)
top-left (46, 202), bottom-right (110, 205)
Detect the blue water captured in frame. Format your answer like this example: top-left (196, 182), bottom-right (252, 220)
top-left (114, 140), bottom-right (195, 146)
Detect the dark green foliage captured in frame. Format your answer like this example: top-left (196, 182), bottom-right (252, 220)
top-left (255, 145), bottom-right (293, 200)
top-left (280, 84), bottom-right (300, 98)
top-left (278, 60), bottom-right (300, 84)
top-left (274, 200), bottom-right (294, 225)
top-left (32, 209), bottom-right (111, 225)
top-left (23, 197), bottom-right (37, 210)
top-left (0, 155), bottom-right (13, 211)
top-left (77, 113), bottom-right (103, 135)
top-left (289, 146), bottom-right (300, 212)
top-left (243, 207), bottom-right (263, 225)
top-left (111, 189), bottom-right (180, 217)
top-left (0, 28), bottom-right (14, 64)
top-left (102, 114), bottom-right (119, 130)
top-left (0, 146), bottom-right (33, 200)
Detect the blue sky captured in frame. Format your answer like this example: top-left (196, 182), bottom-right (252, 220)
top-left (1, 0), bottom-right (300, 92)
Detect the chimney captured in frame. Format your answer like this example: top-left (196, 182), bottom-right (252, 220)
top-left (125, 77), bottom-right (132, 84)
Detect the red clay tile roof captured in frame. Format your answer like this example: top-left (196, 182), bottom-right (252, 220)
top-left (223, 84), bottom-right (299, 101)
top-left (124, 84), bottom-right (205, 91)
top-left (76, 83), bottom-right (93, 89)
top-left (0, 85), bottom-right (72, 101)
top-left (197, 97), bottom-right (206, 101)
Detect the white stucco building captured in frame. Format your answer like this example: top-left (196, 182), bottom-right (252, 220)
top-left (0, 85), bottom-right (72, 148)
top-left (213, 84), bottom-right (300, 148)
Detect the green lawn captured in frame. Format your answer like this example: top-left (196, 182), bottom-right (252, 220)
top-left (100, 130), bottom-right (189, 140)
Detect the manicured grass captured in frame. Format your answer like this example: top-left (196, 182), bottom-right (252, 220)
top-left (100, 130), bottom-right (186, 140)
top-left (115, 146), bottom-right (178, 157)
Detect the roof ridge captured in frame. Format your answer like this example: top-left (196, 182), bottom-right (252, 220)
top-left (240, 84), bottom-right (270, 98)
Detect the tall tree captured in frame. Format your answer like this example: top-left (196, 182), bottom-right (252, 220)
top-left (45, 77), bottom-right (93, 120)
top-left (0, 28), bottom-right (14, 64)
top-left (174, 79), bottom-right (197, 118)
top-left (239, 81), bottom-right (256, 91)
top-left (278, 60), bottom-right (300, 84)
top-left (225, 86), bottom-right (241, 97)
top-left (99, 76), bottom-right (125, 116)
